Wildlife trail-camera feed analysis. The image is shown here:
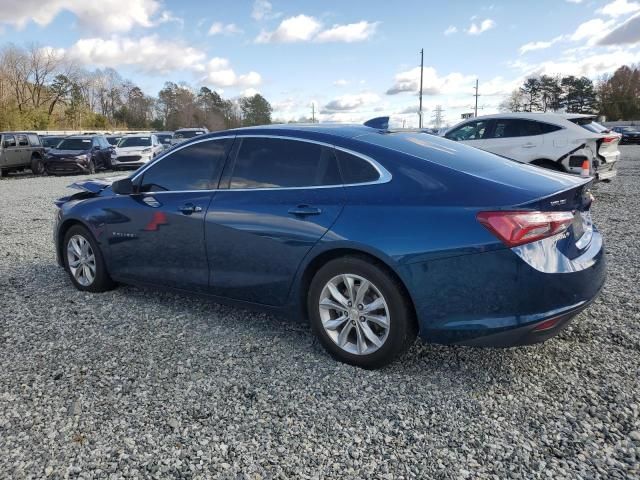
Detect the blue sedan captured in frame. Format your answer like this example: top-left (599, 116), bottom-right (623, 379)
top-left (53, 119), bottom-right (606, 368)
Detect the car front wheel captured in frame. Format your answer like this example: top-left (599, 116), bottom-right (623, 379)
top-left (63, 225), bottom-right (116, 292)
top-left (308, 256), bottom-right (417, 369)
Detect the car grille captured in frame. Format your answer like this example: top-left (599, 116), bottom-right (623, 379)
top-left (46, 161), bottom-right (83, 172)
top-left (117, 155), bottom-right (142, 162)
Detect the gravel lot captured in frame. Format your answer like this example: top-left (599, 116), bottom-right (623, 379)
top-left (1, 148), bottom-right (639, 479)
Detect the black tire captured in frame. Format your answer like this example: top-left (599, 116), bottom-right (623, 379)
top-left (30, 156), bottom-right (45, 175)
top-left (87, 159), bottom-right (96, 174)
top-left (63, 225), bottom-right (116, 293)
top-left (308, 256), bottom-right (417, 369)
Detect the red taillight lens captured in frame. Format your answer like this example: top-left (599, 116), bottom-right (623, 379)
top-left (477, 211), bottom-right (574, 247)
top-left (602, 136), bottom-right (618, 143)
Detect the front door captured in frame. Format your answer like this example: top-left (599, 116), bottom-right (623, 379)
top-left (105, 137), bottom-right (234, 290)
top-left (1, 135), bottom-right (20, 168)
top-left (206, 136), bottom-right (345, 306)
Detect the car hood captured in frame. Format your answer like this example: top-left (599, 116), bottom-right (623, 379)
top-left (116, 146), bottom-right (151, 154)
top-left (68, 176), bottom-right (127, 194)
top-left (47, 149), bottom-right (90, 158)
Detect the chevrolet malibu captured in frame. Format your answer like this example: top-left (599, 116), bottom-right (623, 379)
top-left (53, 121), bottom-right (606, 368)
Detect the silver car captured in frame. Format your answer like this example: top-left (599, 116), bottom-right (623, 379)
top-left (111, 134), bottom-right (164, 170)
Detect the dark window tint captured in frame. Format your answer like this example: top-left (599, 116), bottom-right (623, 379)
top-left (17, 134), bottom-right (29, 146)
top-left (445, 120), bottom-right (489, 141)
top-left (336, 150), bottom-right (379, 184)
top-left (538, 122), bottom-right (562, 134)
top-left (3, 135), bottom-right (16, 147)
top-left (490, 119), bottom-right (544, 138)
top-left (230, 138), bottom-right (341, 189)
top-left (57, 138), bottom-right (92, 150)
top-left (140, 138), bottom-right (233, 192)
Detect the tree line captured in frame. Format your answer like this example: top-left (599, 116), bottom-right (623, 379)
top-left (0, 43), bottom-right (273, 131)
top-left (500, 65), bottom-right (640, 120)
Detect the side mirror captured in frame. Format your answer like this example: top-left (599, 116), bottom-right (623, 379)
top-left (111, 178), bottom-right (134, 195)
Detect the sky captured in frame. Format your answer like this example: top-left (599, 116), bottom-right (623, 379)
top-left (2, 0), bottom-right (640, 127)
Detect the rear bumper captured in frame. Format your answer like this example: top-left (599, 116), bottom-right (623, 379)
top-left (403, 231), bottom-right (606, 347)
top-left (596, 160), bottom-right (617, 181)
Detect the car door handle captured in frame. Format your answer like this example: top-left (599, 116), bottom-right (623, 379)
top-left (522, 143), bottom-right (536, 148)
top-left (288, 205), bottom-right (322, 216)
top-left (178, 203), bottom-right (202, 215)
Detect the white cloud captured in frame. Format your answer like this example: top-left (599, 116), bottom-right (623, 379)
top-left (333, 79), bottom-right (349, 86)
top-left (252, 0), bottom-right (279, 21)
top-left (598, 12), bottom-right (640, 45)
top-left (386, 66), bottom-right (476, 96)
top-left (255, 15), bottom-right (378, 43)
top-left (519, 35), bottom-right (565, 54)
top-left (0, 0), bottom-right (163, 33)
top-left (256, 14), bottom-right (322, 43)
top-left (208, 22), bottom-right (242, 36)
top-left (66, 35), bottom-right (207, 73)
top-left (566, 0), bottom-right (583, 3)
top-left (321, 92), bottom-right (380, 113)
top-left (241, 88), bottom-right (261, 97)
top-left (570, 18), bottom-right (615, 44)
top-left (204, 58), bottom-right (262, 87)
top-left (444, 25), bottom-right (458, 35)
top-left (467, 18), bottom-right (495, 35)
top-left (315, 21), bottom-right (379, 43)
top-left (597, 0), bottom-right (640, 17)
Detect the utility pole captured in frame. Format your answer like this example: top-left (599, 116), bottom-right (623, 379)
top-left (473, 79), bottom-right (480, 117)
top-left (311, 102), bottom-right (315, 123)
top-left (418, 48), bottom-right (424, 128)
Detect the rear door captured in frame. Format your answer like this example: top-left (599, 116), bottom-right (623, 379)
top-left (106, 137), bottom-right (234, 290)
top-left (205, 136), bottom-right (345, 306)
top-left (1, 135), bottom-right (20, 167)
top-left (16, 134), bottom-right (31, 166)
top-left (481, 119), bottom-right (545, 162)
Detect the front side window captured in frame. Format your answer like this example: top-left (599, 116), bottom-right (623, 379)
top-left (229, 137), bottom-right (341, 189)
top-left (139, 138), bottom-right (233, 192)
top-left (445, 121), bottom-right (489, 141)
top-left (16, 134), bottom-right (29, 146)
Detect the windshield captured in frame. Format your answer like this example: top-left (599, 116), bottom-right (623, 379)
top-left (106, 136), bottom-right (121, 145)
top-left (56, 138), bottom-right (92, 150)
top-left (118, 136), bottom-right (151, 148)
top-left (43, 137), bottom-right (63, 148)
top-left (175, 130), bottom-right (205, 139)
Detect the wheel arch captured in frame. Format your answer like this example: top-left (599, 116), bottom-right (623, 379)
top-left (294, 245), bottom-right (418, 330)
top-left (56, 218), bottom-right (94, 266)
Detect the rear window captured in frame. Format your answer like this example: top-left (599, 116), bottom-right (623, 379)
top-left (175, 130), bottom-right (205, 139)
top-left (27, 134), bottom-right (40, 146)
top-left (57, 138), bottom-right (92, 150)
top-left (569, 118), bottom-right (610, 134)
top-left (118, 137), bottom-right (151, 147)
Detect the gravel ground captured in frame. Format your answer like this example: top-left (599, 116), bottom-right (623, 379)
top-left (1, 148), bottom-right (639, 479)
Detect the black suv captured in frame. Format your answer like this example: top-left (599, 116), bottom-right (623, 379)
top-left (45, 135), bottom-right (114, 175)
top-left (0, 132), bottom-right (46, 177)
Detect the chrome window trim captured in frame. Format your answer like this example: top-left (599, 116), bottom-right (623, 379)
top-left (130, 134), bottom-right (392, 193)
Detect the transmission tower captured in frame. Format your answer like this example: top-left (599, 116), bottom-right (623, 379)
top-left (432, 105), bottom-right (444, 129)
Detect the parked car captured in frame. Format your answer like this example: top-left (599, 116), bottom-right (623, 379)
top-left (45, 135), bottom-right (113, 175)
top-left (111, 134), bottom-right (163, 170)
top-left (105, 135), bottom-right (122, 147)
top-left (0, 131), bottom-right (46, 177)
top-left (170, 127), bottom-right (208, 145)
top-left (443, 113), bottom-right (619, 181)
top-left (611, 126), bottom-right (640, 144)
top-left (53, 120), bottom-right (605, 368)
top-left (41, 135), bottom-right (66, 152)
top-left (153, 131), bottom-right (174, 150)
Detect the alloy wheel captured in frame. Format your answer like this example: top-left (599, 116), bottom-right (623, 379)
top-left (66, 234), bottom-right (96, 287)
top-left (318, 274), bottom-right (390, 355)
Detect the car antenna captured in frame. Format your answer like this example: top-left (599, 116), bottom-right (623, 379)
top-left (363, 116), bottom-right (390, 130)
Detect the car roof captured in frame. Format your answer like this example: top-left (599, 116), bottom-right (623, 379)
top-left (452, 112), bottom-right (597, 122)
top-left (210, 123), bottom-right (380, 139)
top-left (0, 131), bottom-right (38, 135)
top-left (64, 135), bottom-right (102, 139)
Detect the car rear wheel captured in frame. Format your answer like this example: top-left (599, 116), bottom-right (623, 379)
top-left (63, 225), bottom-right (116, 293)
top-left (31, 156), bottom-right (45, 175)
top-left (308, 257), bottom-right (417, 369)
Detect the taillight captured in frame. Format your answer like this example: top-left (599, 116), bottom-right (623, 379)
top-left (477, 211), bottom-right (574, 247)
top-left (602, 136), bottom-right (618, 143)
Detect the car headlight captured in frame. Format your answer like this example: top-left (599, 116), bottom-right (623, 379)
top-left (76, 154), bottom-right (88, 161)
top-left (142, 148), bottom-right (152, 153)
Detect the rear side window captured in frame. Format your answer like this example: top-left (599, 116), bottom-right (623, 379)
top-left (490, 119), bottom-right (544, 138)
top-left (336, 150), bottom-right (379, 184)
top-left (140, 138), bottom-right (233, 192)
top-left (538, 122), bottom-right (562, 134)
top-left (16, 134), bottom-right (29, 146)
top-left (229, 138), bottom-right (341, 189)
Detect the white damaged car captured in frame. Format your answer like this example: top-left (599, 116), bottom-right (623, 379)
top-left (111, 134), bottom-right (164, 170)
top-left (443, 113), bottom-right (619, 181)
